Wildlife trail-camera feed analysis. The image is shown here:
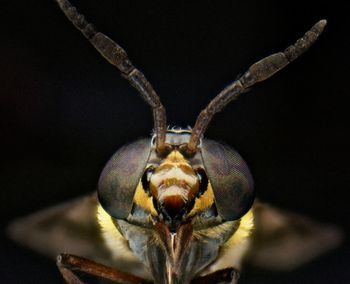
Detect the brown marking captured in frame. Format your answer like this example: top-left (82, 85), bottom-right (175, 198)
top-left (153, 223), bottom-right (194, 281)
top-left (174, 223), bottom-right (193, 261)
top-left (161, 178), bottom-right (190, 189)
top-left (154, 222), bottom-right (172, 256)
top-left (163, 195), bottom-right (186, 215)
top-left (150, 150), bottom-right (200, 213)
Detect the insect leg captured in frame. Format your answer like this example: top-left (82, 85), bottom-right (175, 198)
top-left (187, 20), bottom-right (327, 152)
top-left (191, 268), bottom-right (239, 284)
top-left (55, 0), bottom-right (167, 153)
top-left (56, 253), bottom-right (151, 284)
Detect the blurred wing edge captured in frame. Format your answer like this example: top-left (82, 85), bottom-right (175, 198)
top-left (245, 201), bottom-right (343, 271)
top-left (7, 197), bottom-right (343, 272)
top-left (7, 194), bottom-right (113, 265)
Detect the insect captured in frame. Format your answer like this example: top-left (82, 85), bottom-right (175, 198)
top-left (8, 0), bottom-right (342, 283)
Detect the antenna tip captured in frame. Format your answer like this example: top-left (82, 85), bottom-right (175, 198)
top-left (313, 19), bottom-right (327, 34)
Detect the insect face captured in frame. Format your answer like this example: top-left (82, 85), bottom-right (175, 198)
top-left (99, 129), bottom-right (254, 232)
top-left (147, 150), bottom-right (201, 222)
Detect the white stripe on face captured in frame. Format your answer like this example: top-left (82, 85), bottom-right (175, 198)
top-left (148, 150), bottom-right (200, 213)
top-left (157, 185), bottom-right (189, 203)
top-left (150, 167), bottom-right (198, 189)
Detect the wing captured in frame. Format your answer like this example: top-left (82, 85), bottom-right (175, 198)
top-left (7, 194), bottom-right (115, 267)
top-left (245, 201), bottom-right (343, 271)
top-left (7, 196), bottom-right (342, 273)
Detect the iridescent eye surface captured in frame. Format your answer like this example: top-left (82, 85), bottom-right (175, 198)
top-left (98, 139), bottom-right (152, 219)
top-left (201, 139), bottom-right (255, 221)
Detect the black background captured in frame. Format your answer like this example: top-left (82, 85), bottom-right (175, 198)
top-left (1, 0), bottom-right (349, 283)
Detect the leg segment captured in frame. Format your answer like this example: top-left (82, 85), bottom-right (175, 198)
top-left (55, 0), bottom-right (167, 153)
top-left (191, 268), bottom-right (239, 284)
top-left (187, 20), bottom-right (327, 153)
top-left (57, 253), bottom-right (151, 284)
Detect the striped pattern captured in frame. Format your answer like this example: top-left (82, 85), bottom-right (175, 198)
top-left (150, 151), bottom-right (199, 215)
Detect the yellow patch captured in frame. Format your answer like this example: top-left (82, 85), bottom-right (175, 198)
top-left (188, 182), bottom-right (215, 217)
top-left (200, 209), bottom-right (255, 274)
top-left (97, 204), bottom-right (137, 261)
top-left (133, 182), bottom-right (157, 216)
top-left (97, 204), bottom-right (152, 279)
top-left (164, 150), bottom-right (187, 163)
top-left (224, 209), bottom-right (254, 247)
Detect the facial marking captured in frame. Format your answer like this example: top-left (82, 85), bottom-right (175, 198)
top-left (149, 151), bottom-right (200, 217)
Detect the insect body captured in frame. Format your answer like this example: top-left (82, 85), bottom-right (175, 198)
top-left (9, 1), bottom-right (338, 284)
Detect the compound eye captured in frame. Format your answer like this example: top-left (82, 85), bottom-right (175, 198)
top-left (141, 167), bottom-right (154, 195)
top-left (201, 139), bottom-right (255, 221)
top-left (98, 138), bottom-right (152, 219)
